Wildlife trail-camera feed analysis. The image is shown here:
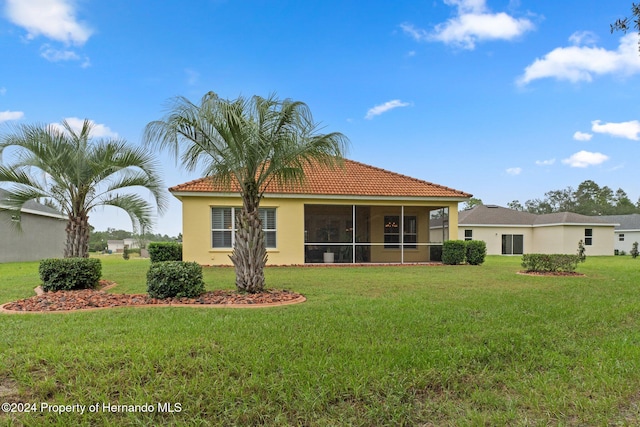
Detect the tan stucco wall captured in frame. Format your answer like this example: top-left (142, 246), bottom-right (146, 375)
top-left (458, 226), bottom-right (533, 255)
top-left (180, 195), bottom-right (460, 265)
top-left (533, 225), bottom-right (613, 256)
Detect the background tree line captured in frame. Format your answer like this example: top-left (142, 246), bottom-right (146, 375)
top-left (504, 180), bottom-right (639, 216)
top-left (89, 227), bottom-right (181, 252)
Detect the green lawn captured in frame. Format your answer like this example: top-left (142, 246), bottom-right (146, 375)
top-left (1, 256), bottom-right (639, 426)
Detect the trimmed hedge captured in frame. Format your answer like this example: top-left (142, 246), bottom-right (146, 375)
top-left (39, 258), bottom-right (102, 292)
top-left (521, 254), bottom-right (580, 273)
top-left (465, 240), bottom-right (487, 265)
top-left (147, 261), bottom-right (205, 299)
top-left (442, 240), bottom-right (466, 265)
top-left (148, 242), bottom-right (183, 263)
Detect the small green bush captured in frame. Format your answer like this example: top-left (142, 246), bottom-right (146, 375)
top-left (148, 242), bottom-right (183, 263)
top-left (465, 240), bottom-right (487, 265)
top-left (147, 261), bottom-right (205, 299)
top-left (442, 240), bottom-right (466, 265)
top-left (631, 242), bottom-right (639, 259)
top-left (39, 258), bottom-right (102, 292)
top-left (521, 254), bottom-right (580, 273)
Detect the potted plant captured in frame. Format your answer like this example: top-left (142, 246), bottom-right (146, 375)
top-left (318, 224), bottom-right (336, 263)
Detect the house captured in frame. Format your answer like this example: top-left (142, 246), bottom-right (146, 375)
top-left (0, 189), bottom-right (67, 263)
top-left (170, 159), bottom-right (471, 265)
top-left (107, 238), bottom-right (139, 253)
top-left (455, 205), bottom-right (616, 256)
top-left (597, 214), bottom-right (640, 253)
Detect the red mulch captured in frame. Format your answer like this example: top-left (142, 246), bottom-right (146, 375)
top-left (2, 281), bottom-right (303, 312)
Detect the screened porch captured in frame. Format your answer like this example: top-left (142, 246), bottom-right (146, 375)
top-left (303, 204), bottom-right (448, 264)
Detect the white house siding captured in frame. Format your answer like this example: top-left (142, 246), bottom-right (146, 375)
top-left (615, 230), bottom-right (640, 253)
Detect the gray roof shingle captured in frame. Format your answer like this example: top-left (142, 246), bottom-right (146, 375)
top-left (597, 214), bottom-right (640, 231)
top-left (459, 205), bottom-right (616, 226)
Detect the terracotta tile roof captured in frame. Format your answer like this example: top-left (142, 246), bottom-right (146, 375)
top-left (169, 159), bottom-right (471, 199)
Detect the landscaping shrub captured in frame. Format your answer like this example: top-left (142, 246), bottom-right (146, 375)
top-left (521, 254), bottom-right (580, 273)
top-left (465, 240), bottom-right (487, 265)
top-left (577, 240), bottom-right (586, 263)
top-left (148, 242), bottom-right (183, 262)
top-left (631, 242), bottom-right (639, 259)
top-left (39, 258), bottom-right (102, 292)
top-left (442, 240), bottom-right (466, 265)
top-left (147, 261), bottom-right (205, 299)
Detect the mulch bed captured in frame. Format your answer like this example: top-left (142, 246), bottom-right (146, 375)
top-left (517, 271), bottom-right (585, 277)
top-left (1, 281), bottom-right (304, 312)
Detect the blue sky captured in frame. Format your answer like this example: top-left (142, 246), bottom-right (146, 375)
top-left (2, 0), bottom-right (640, 236)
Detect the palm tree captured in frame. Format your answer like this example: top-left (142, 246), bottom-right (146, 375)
top-left (144, 92), bottom-right (348, 293)
top-left (0, 119), bottom-right (167, 258)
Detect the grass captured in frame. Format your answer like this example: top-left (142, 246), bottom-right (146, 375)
top-left (1, 255), bottom-right (640, 425)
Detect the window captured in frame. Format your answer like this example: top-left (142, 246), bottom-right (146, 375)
top-left (404, 216), bottom-right (417, 249)
top-left (464, 230), bottom-right (472, 241)
top-left (384, 216), bottom-right (399, 248)
top-left (502, 234), bottom-right (523, 255)
top-left (211, 207), bottom-right (276, 248)
top-left (619, 233), bottom-right (625, 242)
top-left (259, 208), bottom-right (277, 248)
top-left (384, 215), bottom-right (417, 249)
top-left (585, 228), bottom-right (593, 246)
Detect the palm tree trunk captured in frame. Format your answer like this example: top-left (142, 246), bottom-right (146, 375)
top-left (64, 213), bottom-right (90, 258)
top-left (229, 206), bottom-right (267, 293)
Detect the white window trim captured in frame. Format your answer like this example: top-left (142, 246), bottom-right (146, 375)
top-left (211, 207), bottom-right (277, 249)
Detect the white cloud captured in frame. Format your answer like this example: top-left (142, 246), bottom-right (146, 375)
top-left (573, 131), bottom-right (593, 141)
top-left (365, 100), bottom-right (411, 120)
top-left (51, 117), bottom-right (119, 138)
top-left (535, 158), bottom-right (555, 166)
top-left (403, 0), bottom-right (534, 50)
top-left (40, 44), bottom-right (79, 61)
top-left (518, 33), bottom-right (640, 85)
top-left (506, 167), bottom-right (522, 175)
top-left (400, 23), bottom-right (428, 42)
top-left (562, 150), bottom-right (609, 168)
top-left (591, 119), bottom-right (640, 140)
top-left (568, 31), bottom-right (598, 46)
top-left (0, 110), bottom-right (25, 123)
top-left (5, 0), bottom-right (92, 45)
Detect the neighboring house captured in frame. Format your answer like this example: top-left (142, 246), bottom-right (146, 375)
top-left (454, 205), bottom-right (616, 256)
top-left (107, 238), bottom-right (139, 253)
top-left (170, 159), bottom-right (471, 265)
top-left (0, 189), bottom-right (67, 263)
top-left (597, 214), bottom-right (640, 253)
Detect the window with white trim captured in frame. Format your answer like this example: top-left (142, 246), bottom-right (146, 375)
top-left (619, 233), bottom-right (625, 242)
top-left (211, 207), bottom-right (276, 249)
top-left (464, 230), bottom-right (472, 241)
